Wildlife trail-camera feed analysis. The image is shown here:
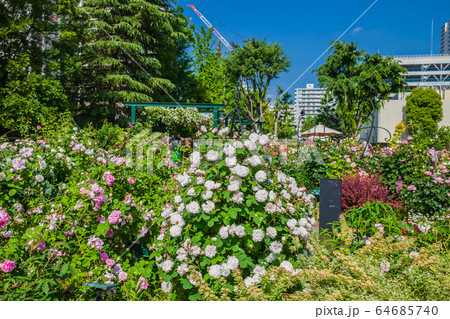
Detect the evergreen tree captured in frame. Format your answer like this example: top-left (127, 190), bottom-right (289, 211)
top-left (190, 26), bottom-right (227, 104)
top-left (81, 0), bottom-right (190, 123)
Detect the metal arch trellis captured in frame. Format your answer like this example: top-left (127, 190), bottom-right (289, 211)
top-left (295, 98), bottom-right (393, 161)
top-left (356, 98), bottom-right (392, 158)
top-left (216, 88), bottom-right (265, 136)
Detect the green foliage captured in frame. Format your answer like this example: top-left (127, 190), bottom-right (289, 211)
top-left (0, 0), bottom-right (194, 128)
top-left (314, 41), bottom-right (407, 137)
top-left (81, 0), bottom-right (176, 120)
top-left (435, 126), bottom-right (450, 150)
top-left (314, 102), bottom-right (341, 132)
top-left (225, 38), bottom-right (291, 124)
top-left (0, 115), bottom-right (176, 300)
top-left (301, 115), bottom-right (315, 133)
top-left (0, 55), bottom-right (68, 131)
top-left (190, 26), bottom-right (227, 104)
top-left (405, 88), bottom-right (443, 136)
top-left (143, 106), bottom-right (213, 136)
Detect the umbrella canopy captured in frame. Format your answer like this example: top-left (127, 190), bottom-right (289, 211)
top-left (300, 125), bottom-right (342, 138)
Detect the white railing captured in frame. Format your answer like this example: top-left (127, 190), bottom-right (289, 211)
top-left (393, 53), bottom-right (450, 59)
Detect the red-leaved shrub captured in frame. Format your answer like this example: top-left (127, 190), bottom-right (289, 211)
top-left (341, 173), bottom-right (402, 212)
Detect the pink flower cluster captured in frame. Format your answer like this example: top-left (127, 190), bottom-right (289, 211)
top-left (108, 210), bottom-right (122, 225)
top-left (0, 208), bottom-right (10, 229)
top-left (1, 260), bottom-right (16, 273)
top-left (80, 182), bottom-right (107, 211)
top-left (102, 171), bottom-right (115, 186)
top-left (137, 276), bottom-right (149, 291)
top-left (87, 235), bottom-right (104, 251)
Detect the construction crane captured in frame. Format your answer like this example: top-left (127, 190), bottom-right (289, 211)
top-left (187, 5), bottom-right (234, 52)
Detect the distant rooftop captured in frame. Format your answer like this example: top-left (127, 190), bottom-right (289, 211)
top-left (393, 53), bottom-right (450, 59)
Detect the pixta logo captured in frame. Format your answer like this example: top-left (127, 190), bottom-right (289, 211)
top-left (126, 130), bottom-right (170, 174)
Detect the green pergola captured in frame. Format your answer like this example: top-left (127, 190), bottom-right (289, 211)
top-left (125, 101), bottom-right (265, 132)
top-left (125, 102), bottom-right (224, 128)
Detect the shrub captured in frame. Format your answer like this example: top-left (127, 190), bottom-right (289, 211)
top-left (149, 129), bottom-right (316, 300)
top-left (143, 106), bottom-right (213, 136)
top-left (185, 218), bottom-right (450, 301)
top-left (341, 173), bottom-right (402, 212)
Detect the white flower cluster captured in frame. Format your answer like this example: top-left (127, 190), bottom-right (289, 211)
top-left (219, 224), bottom-right (246, 239)
top-left (154, 132), bottom-right (315, 293)
top-left (176, 174), bottom-right (192, 187)
top-left (186, 201), bottom-right (200, 214)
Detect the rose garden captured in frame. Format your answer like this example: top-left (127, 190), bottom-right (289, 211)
top-left (1, 1), bottom-right (450, 302)
top-left (0, 113), bottom-right (449, 301)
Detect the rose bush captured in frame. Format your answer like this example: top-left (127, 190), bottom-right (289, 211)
top-left (149, 129), bottom-right (316, 300)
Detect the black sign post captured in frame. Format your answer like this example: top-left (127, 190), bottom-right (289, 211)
top-left (319, 178), bottom-right (342, 233)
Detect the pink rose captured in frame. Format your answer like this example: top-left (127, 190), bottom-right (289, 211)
top-left (118, 271), bottom-right (128, 282)
top-left (140, 281), bottom-right (149, 291)
top-left (100, 253), bottom-right (108, 261)
top-left (108, 210), bottom-right (122, 225)
top-left (113, 264), bottom-right (122, 274)
top-left (435, 177), bottom-right (444, 183)
top-left (1, 230), bottom-right (12, 238)
top-left (37, 126), bottom-right (41, 130)
top-left (105, 229), bottom-right (114, 238)
top-left (102, 171), bottom-right (115, 186)
top-left (0, 208), bottom-right (10, 229)
top-left (407, 185), bottom-right (417, 191)
top-left (106, 258), bottom-right (115, 266)
top-left (407, 136), bottom-right (412, 140)
top-left (127, 177), bottom-right (135, 184)
top-left (425, 171), bottom-right (432, 176)
top-left (374, 223), bottom-right (384, 232)
top-left (1, 260), bottom-right (16, 273)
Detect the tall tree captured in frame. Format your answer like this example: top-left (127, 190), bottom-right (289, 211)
top-left (314, 41), bottom-right (407, 138)
top-left (190, 26), bottom-right (227, 104)
top-left (314, 93), bottom-right (341, 132)
top-left (264, 86), bottom-right (295, 138)
top-left (301, 115), bottom-right (315, 133)
top-left (405, 87), bottom-right (443, 136)
top-left (225, 38), bottom-right (291, 127)
top-left (81, 0), bottom-right (189, 123)
top-left (0, 0), bottom-right (75, 131)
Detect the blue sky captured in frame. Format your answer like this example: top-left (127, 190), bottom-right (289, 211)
top-left (181, 0), bottom-right (450, 100)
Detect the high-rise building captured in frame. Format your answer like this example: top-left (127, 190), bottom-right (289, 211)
top-left (441, 20), bottom-right (450, 54)
top-left (393, 54), bottom-right (450, 98)
top-left (294, 84), bottom-right (330, 131)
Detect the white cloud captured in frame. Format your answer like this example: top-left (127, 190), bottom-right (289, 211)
top-left (351, 27), bottom-right (363, 35)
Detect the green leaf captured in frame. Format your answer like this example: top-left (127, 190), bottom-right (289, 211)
top-left (69, 264), bottom-right (78, 275)
top-left (61, 264), bottom-right (68, 276)
top-left (43, 282), bottom-right (49, 295)
top-left (182, 279), bottom-right (193, 290)
top-left (8, 189), bottom-right (16, 197)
